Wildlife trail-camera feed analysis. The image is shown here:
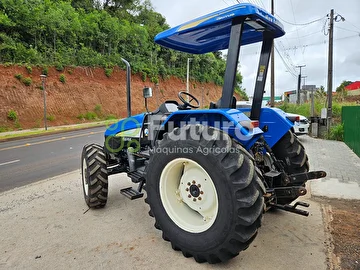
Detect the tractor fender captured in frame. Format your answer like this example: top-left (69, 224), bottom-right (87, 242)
top-left (238, 107), bottom-right (294, 148)
top-left (161, 109), bottom-right (263, 149)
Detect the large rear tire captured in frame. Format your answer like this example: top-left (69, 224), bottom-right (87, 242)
top-left (81, 144), bottom-right (108, 208)
top-left (272, 131), bottom-right (309, 204)
top-left (145, 125), bottom-right (265, 263)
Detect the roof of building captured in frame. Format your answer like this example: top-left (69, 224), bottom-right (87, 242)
top-left (345, 81), bottom-right (360, 91)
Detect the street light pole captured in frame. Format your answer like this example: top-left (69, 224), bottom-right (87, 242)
top-left (186, 58), bottom-right (192, 102)
top-left (40, 75), bottom-right (47, 131)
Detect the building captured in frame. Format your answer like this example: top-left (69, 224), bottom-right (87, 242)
top-left (283, 85), bottom-right (318, 104)
top-left (345, 81), bottom-right (360, 96)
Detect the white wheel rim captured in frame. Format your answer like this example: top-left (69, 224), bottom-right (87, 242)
top-left (82, 158), bottom-right (89, 196)
top-left (159, 158), bottom-right (219, 233)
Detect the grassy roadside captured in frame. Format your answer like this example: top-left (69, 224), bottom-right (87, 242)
top-left (0, 120), bottom-right (118, 142)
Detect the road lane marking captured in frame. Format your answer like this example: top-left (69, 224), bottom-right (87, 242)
top-left (0, 131), bottom-right (103, 152)
top-left (0, 159), bottom-right (20, 166)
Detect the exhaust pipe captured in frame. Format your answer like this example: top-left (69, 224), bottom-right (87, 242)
top-left (121, 58), bottom-right (131, 117)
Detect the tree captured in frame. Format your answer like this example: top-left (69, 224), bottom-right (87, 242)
top-left (336, 80), bottom-right (352, 101)
top-left (315, 85), bottom-right (326, 99)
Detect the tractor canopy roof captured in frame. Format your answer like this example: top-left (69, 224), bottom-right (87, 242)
top-left (154, 3), bottom-right (285, 54)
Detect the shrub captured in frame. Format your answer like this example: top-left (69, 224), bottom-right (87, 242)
top-left (46, 115), bottom-right (55, 121)
top-left (0, 126), bottom-right (12, 132)
top-left (150, 76), bottom-right (159, 84)
top-left (42, 67), bottom-right (48, 76)
top-left (7, 110), bottom-right (18, 121)
top-left (55, 62), bottom-right (64, 71)
top-left (22, 77), bottom-right (32, 86)
top-left (105, 114), bottom-right (117, 120)
top-left (94, 104), bottom-right (102, 115)
top-left (84, 111), bottom-right (97, 120)
top-left (105, 68), bottom-right (113, 78)
top-left (328, 123), bottom-right (344, 141)
top-left (14, 120), bottom-right (21, 129)
top-left (141, 72), bottom-right (147, 82)
top-left (25, 65), bottom-right (32, 74)
top-left (14, 73), bottom-right (23, 80)
top-left (76, 114), bottom-right (84, 120)
top-left (59, 74), bottom-right (66, 83)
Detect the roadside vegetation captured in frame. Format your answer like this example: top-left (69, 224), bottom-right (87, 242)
top-left (0, 0), bottom-right (247, 100)
top-left (277, 85), bottom-right (358, 141)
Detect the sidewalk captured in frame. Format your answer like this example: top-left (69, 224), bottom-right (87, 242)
top-left (0, 171), bottom-right (326, 270)
top-left (299, 135), bottom-right (360, 200)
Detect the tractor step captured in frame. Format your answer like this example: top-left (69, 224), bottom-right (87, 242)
top-left (120, 187), bottom-right (144, 200)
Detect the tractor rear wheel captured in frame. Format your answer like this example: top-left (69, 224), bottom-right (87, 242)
top-left (81, 143), bottom-right (108, 208)
top-left (145, 125), bottom-right (265, 263)
top-left (272, 131), bottom-right (309, 204)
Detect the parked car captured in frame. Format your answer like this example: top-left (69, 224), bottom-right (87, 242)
top-left (286, 113), bottom-right (310, 135)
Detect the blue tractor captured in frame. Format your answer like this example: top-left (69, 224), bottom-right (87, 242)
top-left (81, 3), bottom-right (326, 264)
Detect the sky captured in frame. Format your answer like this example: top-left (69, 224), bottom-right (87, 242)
top-left (151, 0), bottom-right (360, 98)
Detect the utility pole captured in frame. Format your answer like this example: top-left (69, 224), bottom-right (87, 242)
top-left (301, 75), bottom-right (307, 104)
top-left (270, 0), bottom-right (275, 107)
top-left (302, 75), bottom-right (307, 87)
top-left (327, 9), bottom-right (334, 134)
top-left (40, 75), bottom-right (47, 131)
top-left (186, 58), bottom-right (192, 102)
top-left (296, 65), bottom-right (305, 105)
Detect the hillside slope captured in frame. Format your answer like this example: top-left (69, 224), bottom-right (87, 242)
top-left (0, 65), bottom-right (233, 130)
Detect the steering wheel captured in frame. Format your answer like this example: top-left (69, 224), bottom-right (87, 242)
top-left (178, 91), bottom-right (200, 109)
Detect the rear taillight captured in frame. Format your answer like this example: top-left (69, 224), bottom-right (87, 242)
top-left (251, 120), bottom-right (259, 128)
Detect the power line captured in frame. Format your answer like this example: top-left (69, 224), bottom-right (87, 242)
top-left (285, 30), bottom-right (321, 39)
top-left (281, 34), bottom-right (360, 51)
top-left (335, 26), bottom-right (360, 34)
top-left (274, 46), bottom-right (297, 78)
top-left (344, 19), bottom-right (360, 31)
top-left (289, 0), bottom-right (303, 61)
top-left (275, 13), bottom-right (326, 26)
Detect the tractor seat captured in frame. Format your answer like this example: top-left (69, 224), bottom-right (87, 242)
top-left (153, 100), bottom-right (179, 114)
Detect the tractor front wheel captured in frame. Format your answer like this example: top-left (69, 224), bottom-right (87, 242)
top-left (145, 125), bottom-right (265, 263)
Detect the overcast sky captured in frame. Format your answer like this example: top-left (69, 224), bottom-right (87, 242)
top-left (151, 0), bottom-right (360, 97)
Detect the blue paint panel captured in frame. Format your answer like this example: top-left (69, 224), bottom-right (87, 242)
top-left (162, 109), bottom-right (263, 149)
top-left (154, 3), bottom-right (285, 54)
top-left (104, 113), bottom-right (145, 136)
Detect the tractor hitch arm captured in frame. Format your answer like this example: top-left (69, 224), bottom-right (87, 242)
top-left (270, 201), bottom-right (310, 216)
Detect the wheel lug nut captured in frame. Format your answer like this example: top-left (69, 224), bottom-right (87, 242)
top-left (188, 194), bottom-right (191, 198)
top-left (192, 180), bottom-right (196, 184)
top-left (198, 184), bottom-right (201, 188)
top-left (187, 182), bottom-right (191, 186)
top-left (185, 188), bottom-right (189, 191)
top-left (198, 197), bottom-right (202, 200)
top-left (200, 191), bottom-right (204, 195)
top-left (193, 198), bottom-right (197, 202)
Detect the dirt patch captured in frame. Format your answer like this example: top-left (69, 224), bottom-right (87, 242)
top-left (1, 65), bottom-right (240, 130)
top-left (315, 197), bottom-right (360, 270)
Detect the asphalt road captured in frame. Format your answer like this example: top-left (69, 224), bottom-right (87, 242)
top-left (0, 126), bottom-right (105, 192)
